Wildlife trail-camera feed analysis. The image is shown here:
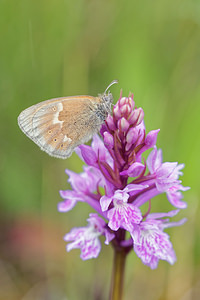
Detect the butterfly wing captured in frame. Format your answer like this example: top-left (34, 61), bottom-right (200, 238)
top-left (18, 96), bottom-right (101, 158)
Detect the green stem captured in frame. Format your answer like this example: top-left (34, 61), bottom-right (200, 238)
top-left (109, 247), bottom-right (127, 300)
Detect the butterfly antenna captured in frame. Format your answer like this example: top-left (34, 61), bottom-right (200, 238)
top-left (104, 79), bottom-right (118, 94)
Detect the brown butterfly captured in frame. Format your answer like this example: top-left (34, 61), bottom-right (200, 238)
top-left (18, 80), bottom-right (118, 159)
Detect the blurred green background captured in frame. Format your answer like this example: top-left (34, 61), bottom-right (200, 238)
top-left (0, 0), bottom-right (199, 299)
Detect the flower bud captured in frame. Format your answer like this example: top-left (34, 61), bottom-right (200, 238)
top-left (145, 129), bottom-right (160, 147)
top-left (126, 127), bottom-right (138, 144)
top-left (113, 105), bottom-right (122, 119)
top-left (106, 114), bottom-right (116, 131)
top-left (118, 117), bottom-right (130, 132)
top-left (103, 132), bottom-right (114, 149)
top-left (128, 108), bottom-right (144, 126)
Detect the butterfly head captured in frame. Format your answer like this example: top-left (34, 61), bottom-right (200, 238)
top-left (98, 79), bottom-right (118, 114)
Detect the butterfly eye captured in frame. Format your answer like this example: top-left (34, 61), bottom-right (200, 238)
top-left (52, 106), bottom-right (57, 112)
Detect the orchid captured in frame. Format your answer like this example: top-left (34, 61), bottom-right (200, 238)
top-left (58, 92), bottom-right (189, 299)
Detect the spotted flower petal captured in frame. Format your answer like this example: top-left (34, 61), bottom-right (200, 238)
top-left (64, 214), bottom-right (114, 260)
top-left (132, 220), bottom-right (176, 269)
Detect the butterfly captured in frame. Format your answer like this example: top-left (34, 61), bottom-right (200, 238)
top-left (18, 80), bottom-right (118, 159)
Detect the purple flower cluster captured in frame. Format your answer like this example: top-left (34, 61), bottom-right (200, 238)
top-left (58, 94), bottom-right (189, 269)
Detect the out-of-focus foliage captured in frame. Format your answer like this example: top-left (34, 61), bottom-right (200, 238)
top-left (0, 0), bottom-right (199, 299)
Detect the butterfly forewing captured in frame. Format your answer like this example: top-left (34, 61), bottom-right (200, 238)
top-left (18, 96), bottom-right (101, 158)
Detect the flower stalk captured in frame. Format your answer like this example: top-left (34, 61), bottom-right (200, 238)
top-left (110, 246), bottom-right (127, 300)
